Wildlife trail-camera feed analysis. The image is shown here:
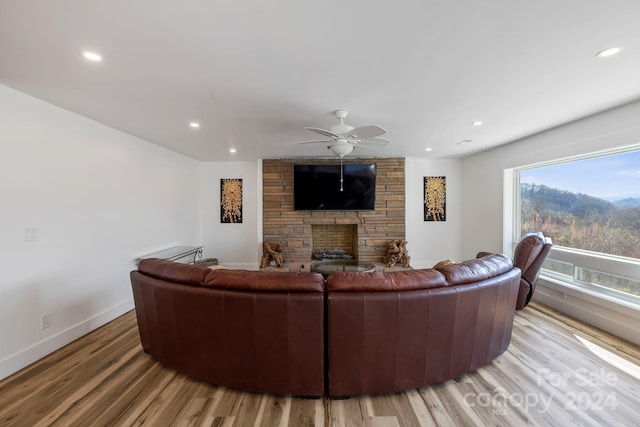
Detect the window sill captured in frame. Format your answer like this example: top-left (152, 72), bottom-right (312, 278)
top-left (540, 273), bottom-right (640, 312)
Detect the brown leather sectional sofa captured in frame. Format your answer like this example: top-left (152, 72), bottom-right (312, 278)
top-left (131, 254), bottom-right (520, 397)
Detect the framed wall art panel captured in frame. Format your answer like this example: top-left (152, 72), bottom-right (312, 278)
top-left (221, 178), bottom-right (243, 223)
top-left (424, 176), bottom-right (446, 222)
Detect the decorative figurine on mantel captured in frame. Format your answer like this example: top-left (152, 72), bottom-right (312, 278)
top-left (383, 240), bottom-right (410, 268)
top-left (260, 241), bottom-right (285, 268)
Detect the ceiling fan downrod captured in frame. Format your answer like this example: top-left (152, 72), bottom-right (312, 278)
top-left (340, 156), bottom-right (344, 192)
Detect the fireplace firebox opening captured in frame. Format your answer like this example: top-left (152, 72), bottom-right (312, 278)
top-left (311, 224), bottom-right (358, 261)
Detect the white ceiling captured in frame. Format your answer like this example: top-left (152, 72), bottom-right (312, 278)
top-left (2, 1), bottom-right (640, 161)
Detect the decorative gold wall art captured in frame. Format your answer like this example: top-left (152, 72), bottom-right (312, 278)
top-left (221, 178), bottom-right (243, 223)
top-left (424, 176), bottom-right (446, 221)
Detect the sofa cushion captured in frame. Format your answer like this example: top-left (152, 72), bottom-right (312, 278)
top-left (327, 269), bottom-right (447, 292)
top-left (137, 258), bottom-right (211, 287)
top-left (436, 253), bottom-right (513, 285)
top-left (204, 269), bottom-right (325, 292)
top-left (433, 259), bottom-right (456, 269)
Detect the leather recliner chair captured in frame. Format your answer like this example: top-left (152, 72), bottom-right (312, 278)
top-left (512, 232), bottom-right (552, 310)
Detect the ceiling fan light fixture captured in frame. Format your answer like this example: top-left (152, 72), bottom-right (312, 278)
top-left (328, 143), bottom-right (354, 157)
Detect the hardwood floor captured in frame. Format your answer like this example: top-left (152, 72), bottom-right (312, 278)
top-left (1, 302), bottom-right (639, 426)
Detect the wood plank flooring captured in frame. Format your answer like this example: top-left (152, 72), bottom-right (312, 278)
top-left (1, 302), bottom-right (639, 426)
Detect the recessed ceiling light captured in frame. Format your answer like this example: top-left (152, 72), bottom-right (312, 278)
top-left (456, 139), bottom-right (472, 145)
top-left (425, 147), bottom-right (433, 152)
top-left (82, 51), bottom-right (102, 62)
top-left (229, 148), bottom-right (237, 153)
top-left (596, 47), bottom-right (622, 58)
top-left (472, 121), bottom-right (483, 126)
top-left (189, 122), bottom-right (200, 128)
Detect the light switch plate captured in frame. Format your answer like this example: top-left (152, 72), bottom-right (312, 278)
top-left (24, 227), bottom-right (40, 242)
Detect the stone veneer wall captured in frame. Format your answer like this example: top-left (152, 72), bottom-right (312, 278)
top-left (262, 158), bottom-right (405, 266)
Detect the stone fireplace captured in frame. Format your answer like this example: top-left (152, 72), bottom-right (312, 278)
top-left (262, 158), bottom-right (405, 266)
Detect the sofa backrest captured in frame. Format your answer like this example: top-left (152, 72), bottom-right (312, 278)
top-left (204, 269), bottom-right (324, 292)
top-left (136, 258), bottom-right (325, 292)
top-left (435, 253), bottom-right (513, 285)
top-left (137, 258), bottom-right (211, 286)
top-left (514, 233), bottom-right (553, 286)
top-left (327, 269), bottom-right (446, 292)
top-left (327, 253), bottom-right (513, 291)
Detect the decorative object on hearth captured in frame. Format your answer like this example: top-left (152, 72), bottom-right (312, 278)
top-left (383, 240), bottom-right (410, 268)
top-left (260, 241), bottom-right (285, 268)
top-left (221, 178), bottom-right (243, 223)
top-left (297, 110), bottom-right (390, 158)
top-left (424, 176), bottom-right (446, 221)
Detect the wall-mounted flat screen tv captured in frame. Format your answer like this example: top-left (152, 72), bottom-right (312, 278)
top-left (293, 163), bottom-right (376, 210)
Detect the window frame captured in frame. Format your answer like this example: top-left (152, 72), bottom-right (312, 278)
top-left (511, 145), bottom-right (640, 310)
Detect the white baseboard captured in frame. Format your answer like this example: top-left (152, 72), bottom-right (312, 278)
top-left (0, 298), bottom-right (134, 381)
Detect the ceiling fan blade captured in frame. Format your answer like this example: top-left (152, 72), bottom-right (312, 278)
top-left (356, 137), bottom-right (390, 147)
top-left (304, 127), bottom-right (340, 139)
top-left (297, 140), bottom-right (334, 145)
top-left (347, 125), bottom-right (386, 139)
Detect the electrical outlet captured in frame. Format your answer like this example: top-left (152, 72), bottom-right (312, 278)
top-left (41, 313), bottom-right (51, 330)
top-left (25, 227), bottom-right (40, 242)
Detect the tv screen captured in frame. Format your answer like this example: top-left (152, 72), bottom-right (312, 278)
top-left (293, 163), bottom-right (376, 210)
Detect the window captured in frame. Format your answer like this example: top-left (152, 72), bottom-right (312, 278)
top-left (516, 147), bottom-right (640, 303)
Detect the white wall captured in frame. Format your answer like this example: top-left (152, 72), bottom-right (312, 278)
top-left (405, 157), bottom-right (463, 268)
top-left (199, 161), bottom-right (260, 269)
top-left (0, 85), bottom-right (201, 379)
top-left (461, 99), bottom-right (640, 258)
top-left (198, 157), bottom-right (463, 270)
top-left (461, 99), bottom-right (640, 344)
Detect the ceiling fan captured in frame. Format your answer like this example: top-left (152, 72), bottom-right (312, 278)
top-left (300, 110), bottom-right (389, 157)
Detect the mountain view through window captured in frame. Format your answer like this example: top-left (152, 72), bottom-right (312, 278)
top-left (519, 149), bottom-right (640, 298)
